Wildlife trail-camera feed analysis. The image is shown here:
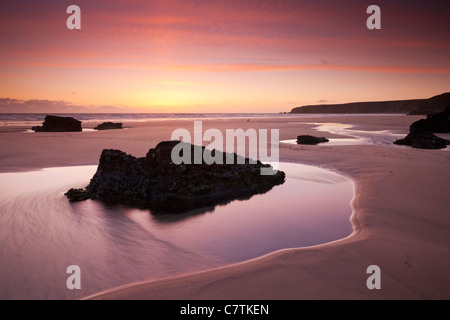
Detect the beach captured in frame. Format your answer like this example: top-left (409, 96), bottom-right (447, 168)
top-left (1, 114), bottom-right (450, 299)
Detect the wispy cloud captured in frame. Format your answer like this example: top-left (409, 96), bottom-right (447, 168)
top-left (165, 63), bottom-right (450, 74)
top-left (0, 98), bottom-right (140, 113)
top-left (1, 0), bottom-right (450, 112)
top-left (157, 81), bottom-right (217, 86)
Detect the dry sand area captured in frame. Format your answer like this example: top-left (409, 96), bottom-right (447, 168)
top-left (1, 115), bottom-right (450, 299)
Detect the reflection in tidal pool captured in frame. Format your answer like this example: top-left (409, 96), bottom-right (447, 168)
top-left (0, 163), bottom-right (353, 299)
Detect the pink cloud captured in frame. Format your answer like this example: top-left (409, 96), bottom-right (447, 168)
top-left (165, 63), bottom-right (450, 74)
top-left (0, 98), bottom-right (137, 113)
top-left (1, 0), bottom-right (449, 111)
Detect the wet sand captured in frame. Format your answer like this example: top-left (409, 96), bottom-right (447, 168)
top-left (2, 114), bottom-right (450, 299)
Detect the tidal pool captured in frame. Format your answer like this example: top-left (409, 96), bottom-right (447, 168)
top-left (0, 162), bottom-right (353, 299)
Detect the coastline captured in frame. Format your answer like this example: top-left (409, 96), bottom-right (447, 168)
top-left (1, 115), bottom-right (450, 299)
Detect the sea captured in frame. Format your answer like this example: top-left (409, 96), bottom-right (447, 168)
top-left (0, 112), bottom-right (402, 127)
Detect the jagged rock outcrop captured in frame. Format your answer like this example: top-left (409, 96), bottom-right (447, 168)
top-left (410, 106), bottom-right (450, 133)
top-left (394, 128), bottom-right (450, 149)
top-left (297, 135), bottom-right (329, 145)
top-left (65, 141), bottom-right (286, 213)
top-left (94, 122), bottom-right (123, 130)
top-left (394, 106), bottom-right (450, 149)
top-left (32, 115), bottom-right (82, 132)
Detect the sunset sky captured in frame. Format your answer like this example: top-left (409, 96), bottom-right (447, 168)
top-left (1, 0), bottom-right (449, 113)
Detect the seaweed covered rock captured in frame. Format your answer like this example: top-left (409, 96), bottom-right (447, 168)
top-left (32, 115), bottom-right (82, 132)
top-left (297, 135), bottom-right (329, 145)
top-left (65, 141), bottom-right (286, 213)
top-left (94, 122), bottom-right (123, 130)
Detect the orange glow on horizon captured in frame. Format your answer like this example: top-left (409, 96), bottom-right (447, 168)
top-left (0, 1), bottom-right (449, 113)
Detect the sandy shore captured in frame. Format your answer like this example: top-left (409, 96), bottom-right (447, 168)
top-left (1, 115), bottom-right (450, 299)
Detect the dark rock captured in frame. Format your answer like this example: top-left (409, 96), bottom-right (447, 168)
top-left (94, 122), bottom-right (123, 130)
top-left (32, 115), bottom-right (82, 132)
top-left (65, 141), bottom-right (286, 214)
top-left (409, 106), bottom-right (450, 133)
top-left (65, 188), bottom-right (90, 202)
top-left (297, 135), bottom-right (329, 145)
top-left (394, 106), bottom-right (450, 149)
top-left (394, 128), bottom-right (450, 149)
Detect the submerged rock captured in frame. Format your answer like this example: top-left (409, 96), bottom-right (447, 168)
top-left (94, 122), bottom-right (123, 130)
top-left (297, 135), bottom-right (329, 145)
top-left (394, 128), bottom-right (450, 149)
top-left (32, 115), bottom-right (82, 132)
top-left (410, 106), bottom-right (450, 133)
top-left (65, 141), bottom-right (286, 213)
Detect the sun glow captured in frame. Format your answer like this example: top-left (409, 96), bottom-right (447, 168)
top-left (1, 1), bottom-right (449, 113)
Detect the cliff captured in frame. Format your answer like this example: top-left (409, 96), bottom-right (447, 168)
top-left (289, 93), bottom-right (450, 115)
